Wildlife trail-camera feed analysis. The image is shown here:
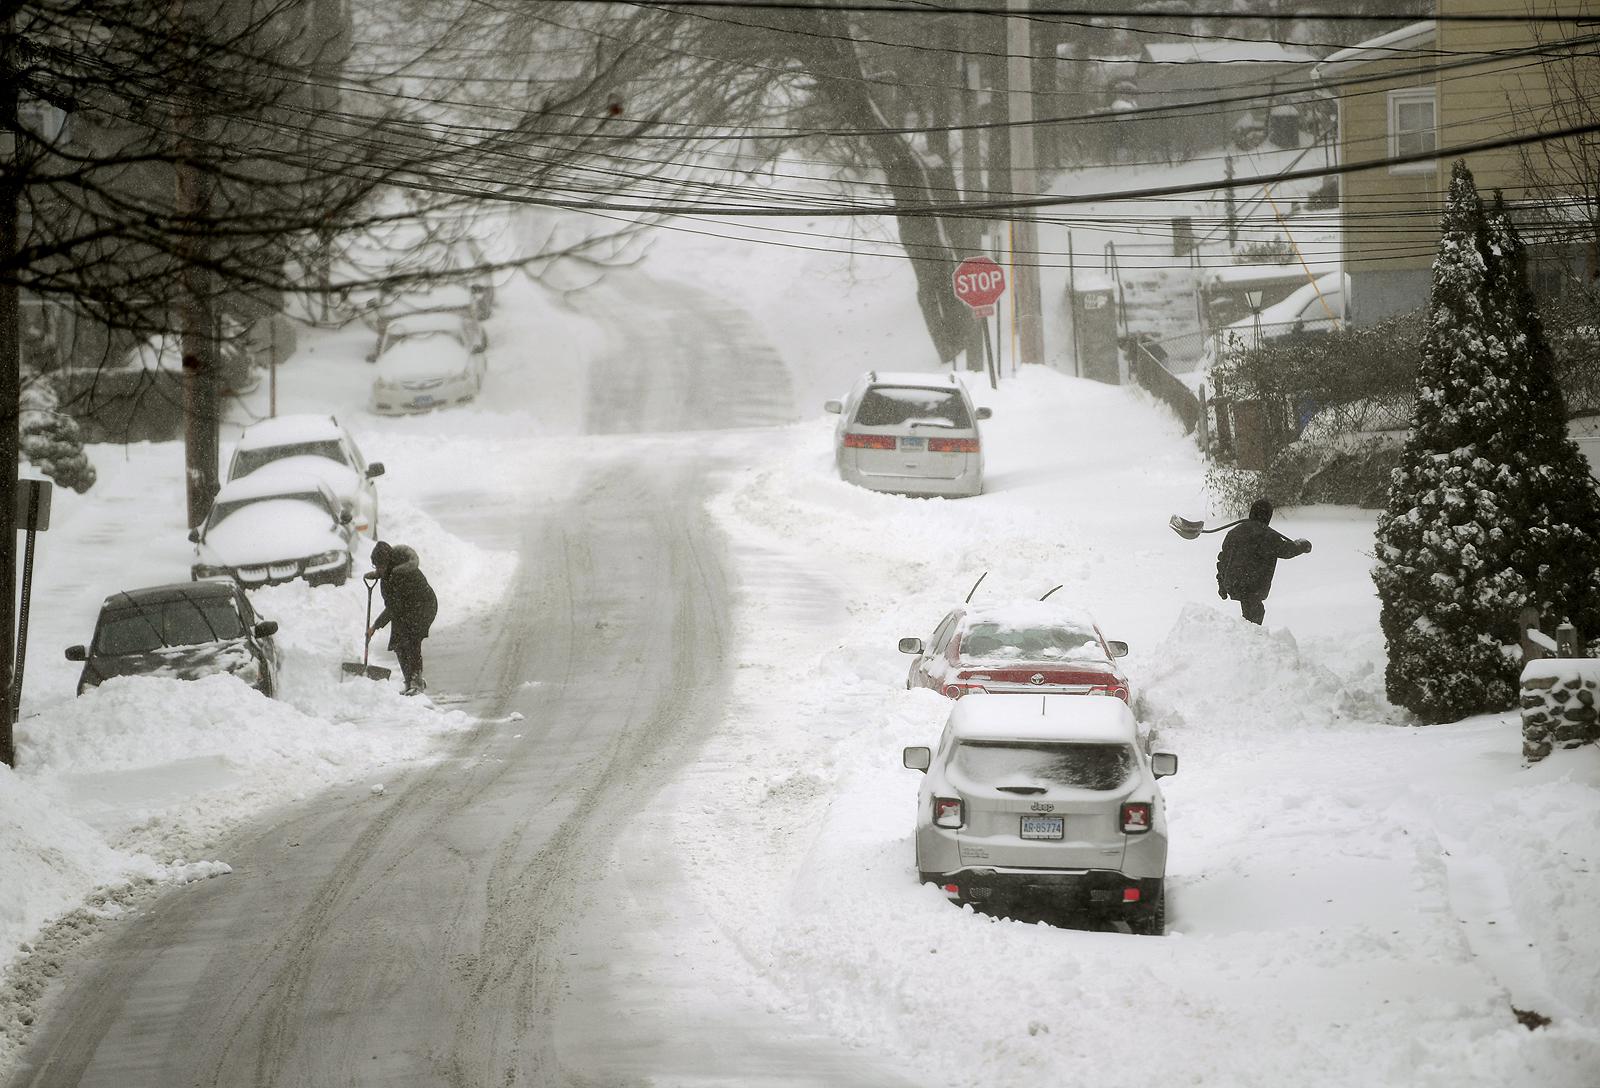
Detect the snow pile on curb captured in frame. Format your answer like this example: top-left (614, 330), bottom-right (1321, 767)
top-left (1136, 601), bottom-right (1385, 750)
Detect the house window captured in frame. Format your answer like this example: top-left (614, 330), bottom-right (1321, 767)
top-left (1388, 88), bottom-right (1437, 172)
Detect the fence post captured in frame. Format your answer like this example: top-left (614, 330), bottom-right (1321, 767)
top-left (1519, 606), bottom-right (1544, 665)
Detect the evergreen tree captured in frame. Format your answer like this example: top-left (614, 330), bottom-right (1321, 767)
top-left (1373, 162), bottom-right (1600, 723)
top-left (20, 384), bottom-right (96, 495)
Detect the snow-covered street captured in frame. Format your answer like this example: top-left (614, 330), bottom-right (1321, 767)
top-left (2, 211), bottom-right (1598, 1086)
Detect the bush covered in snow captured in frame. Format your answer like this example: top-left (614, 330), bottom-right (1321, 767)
top-left (1373, 162), bottom-right (1600, 724)
top-left (19, 383), bottom-right (95, 493)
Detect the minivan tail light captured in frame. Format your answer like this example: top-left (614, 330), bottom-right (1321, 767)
top-left (1121, 802), bottom-right (1152, 834)
top-left (842, 433), bottom-right (896, 449)
top-left (933, 797), bottom-right (964, 828)
top-left (928, 437), bottom-right (979, 453)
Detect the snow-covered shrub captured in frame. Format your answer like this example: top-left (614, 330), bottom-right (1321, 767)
top-left (1373, 163), bottom-right (1600, 724)
top-left (19, 383), bottom-right (95, 493)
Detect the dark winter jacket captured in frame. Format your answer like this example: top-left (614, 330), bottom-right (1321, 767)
top-left (372, 545), bottom-right (439, 646)
top-left (1217, 520), bottom-right (1310, 601)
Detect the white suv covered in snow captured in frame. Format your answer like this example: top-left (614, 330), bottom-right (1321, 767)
top-left (825, 371), bottom-right (990, 498)
top-left (903, 693), bottom-right (1177, 933)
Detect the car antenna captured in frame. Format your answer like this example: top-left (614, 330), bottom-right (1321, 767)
top-left (964, 571), bottom-right (987, 604)
top-left (1040, 585), bottom-right (1063, 601)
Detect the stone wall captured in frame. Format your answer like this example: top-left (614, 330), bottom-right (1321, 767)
top-left (1520, 659), bottom-right (1600, 762)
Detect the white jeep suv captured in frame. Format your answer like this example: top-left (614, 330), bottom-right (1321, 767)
top-left (903, 693), bottom-right (1177, 934)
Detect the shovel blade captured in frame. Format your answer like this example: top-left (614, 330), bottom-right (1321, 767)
top-left (342, 662), bottom-right (393, 681)
top-left (1169, 515), bottom-right (1203, 540)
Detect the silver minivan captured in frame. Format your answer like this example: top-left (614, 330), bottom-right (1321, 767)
top-left (825, 371), bottom-right (990, 498)
top-left (903, 693), bottom-right (1178, 934)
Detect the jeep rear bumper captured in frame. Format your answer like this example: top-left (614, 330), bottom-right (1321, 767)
top-left (925, 867), bottom-right (1162, 909)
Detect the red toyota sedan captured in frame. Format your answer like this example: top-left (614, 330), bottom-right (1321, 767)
top-left (898, 601), bottom-right (1130, 701)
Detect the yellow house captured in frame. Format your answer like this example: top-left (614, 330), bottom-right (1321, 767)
top-left (1314, 1), bottom-right (1598, 324)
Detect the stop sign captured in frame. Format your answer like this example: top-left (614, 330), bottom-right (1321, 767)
top-left (953, 257), bottom-right (1006, 316)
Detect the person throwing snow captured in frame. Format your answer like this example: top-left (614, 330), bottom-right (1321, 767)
top-left (366, 540), bottom-right (439, 695)
top-left (1216, 499), bottom-right (1311, 625)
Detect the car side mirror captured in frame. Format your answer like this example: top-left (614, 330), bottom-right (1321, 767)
top-left (1151, 752), bottom-right (1178, 778)
top-left (1106, 640), bottom-right (1129, 659)
top-left (903, 746), bottom-right (931, 773)
top-left (253, 621), bottom-right (279, 638)
top-left (366, 462), bottom-right (385, 479)
top-left (975, 407), bottom-right (993, 421)
top-left (824, 400), bottom-right (843, 414)
top-left (187, 527), bottom-right (201, 543)
top-left (340, 510), bottom-right (353, 525)
top-left (898, 637), bottom-right (923, 655)
top-left (65, 644), bottom-right (87, 662)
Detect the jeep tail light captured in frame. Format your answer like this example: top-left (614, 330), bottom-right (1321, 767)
top-left (928, 437), bottom-right (979, 453)
top-left (842, 433), bottom-right (895, 449)
top-left (933, 797), bottom-right (964, 829)
top-left (1121, 802), bottom-right (1152, 834)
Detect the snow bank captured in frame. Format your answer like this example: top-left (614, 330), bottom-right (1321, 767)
top-left (1136, 600), bottom-right (1387, 751)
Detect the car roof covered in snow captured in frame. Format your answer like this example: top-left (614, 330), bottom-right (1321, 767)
top-left (863, 370), bottom-right (963, 391)
top-left (949, 693), bottom-right (1137, 744)
top-left (99, 580), bottom-right (238, 609)
top-left (212, 469), bottom-right (339, 504)
top-left (961, 600), bottom-right (1101, 632)
top-left (235, 414), bottom-right (342, 449)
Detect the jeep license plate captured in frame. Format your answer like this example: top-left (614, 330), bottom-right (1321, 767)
top-left (1020, 815), bottom-right (1064, 840)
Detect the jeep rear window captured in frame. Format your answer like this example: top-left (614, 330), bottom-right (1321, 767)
top-left (854, 387), bottom-right (970, 428)
top-left (954, 741), bottom-right (1136, 791)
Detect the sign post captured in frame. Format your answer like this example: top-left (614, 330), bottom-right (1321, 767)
top-left (952, 256), bottom-right (1007, 390)
top-left (11, 478), bottom-right (51, 734)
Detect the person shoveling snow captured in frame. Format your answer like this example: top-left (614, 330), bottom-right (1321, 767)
top-left (1215, 499), bottom-right (1311, 626)
top-left (366, 541), bottom-right (439, 696)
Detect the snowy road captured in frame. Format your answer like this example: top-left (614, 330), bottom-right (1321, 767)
top-left (9, 274), bottom-right (912, 1086)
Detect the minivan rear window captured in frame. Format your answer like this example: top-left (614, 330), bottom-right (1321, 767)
top-left (854, 386), bottom-right (971, 429)
top-left (954, 741), bottom-right (1136, 791)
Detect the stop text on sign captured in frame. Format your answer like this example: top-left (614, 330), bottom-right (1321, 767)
top-left (952, 256), bottom-right (1006, 316)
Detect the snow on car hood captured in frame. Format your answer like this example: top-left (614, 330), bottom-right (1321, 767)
top-left (198, 500), bottom-right (345, 565)
top-left (374, 336), bottom-right (471, 382)
top-left (90, 640), bottom-right (257, 684)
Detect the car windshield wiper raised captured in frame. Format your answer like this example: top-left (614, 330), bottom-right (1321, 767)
top-left (908, 418), bottom-right (958, 429)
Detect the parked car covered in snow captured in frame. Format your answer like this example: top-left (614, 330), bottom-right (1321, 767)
top-left (824, 371), bottom-right (991, 498)
top-left (227, 413), bottom-right (385, 537)
top-left (899, 600), bottom-right (1130, 701)
top-left (902, 693), bottom-right (1177, 932)
top-left (65, 580), bottom-right (280, 697)
top-left (368, 309), bottom-right (488, 414)
top-left (190, 473), bottom-right (355, 587)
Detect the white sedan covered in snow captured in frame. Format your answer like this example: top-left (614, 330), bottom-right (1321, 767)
top-left (368, 310), bottom-right (487, 415)
top-left (190, 473), bottom-right (356, 587)
top-left (226, 414), bottom-right (385, 538)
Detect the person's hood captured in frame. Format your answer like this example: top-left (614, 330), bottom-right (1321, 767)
top-left (198, 500), bottom-right (346, 565)
top-left (86, 639), bottom-right (260, 686)
top-left (386, 544), bottom-right (421, 575)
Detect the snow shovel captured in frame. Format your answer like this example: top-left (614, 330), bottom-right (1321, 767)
top-left (341, 573), bottom-right (392, 681)
top-left (1168, 514), bottom-right (1247, 540)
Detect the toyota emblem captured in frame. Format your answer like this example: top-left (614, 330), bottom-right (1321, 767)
top-left (1029, 673), bottom-right (1046, 686)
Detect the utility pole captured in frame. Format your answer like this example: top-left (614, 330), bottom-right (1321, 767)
top-left (1006, 0), bottom-right (1045, 367)
top-left (1, 22), bottom-right (19, 764)
top-left (175, 23), bottom-right (219, 529)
